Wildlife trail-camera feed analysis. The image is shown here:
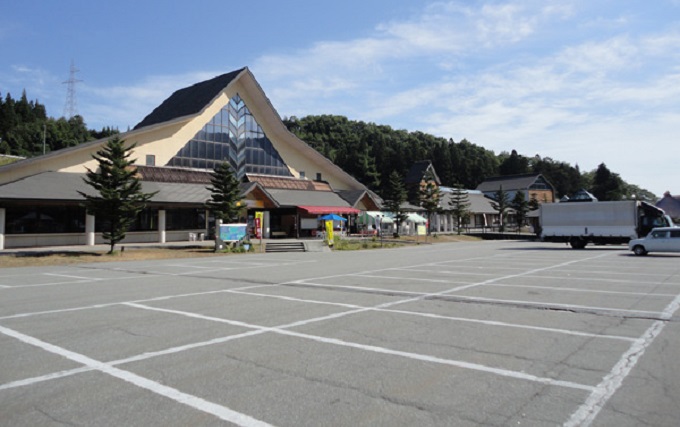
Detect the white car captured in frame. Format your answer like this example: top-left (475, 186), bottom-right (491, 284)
top-left (629, 227), bottom-right (680, 256)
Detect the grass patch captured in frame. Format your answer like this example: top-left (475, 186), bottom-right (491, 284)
top-left (0, 245), bottom-right (261, 268)
top-left (332, 238), bottom-right (398, 250)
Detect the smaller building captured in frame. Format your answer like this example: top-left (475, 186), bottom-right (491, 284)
top-left (657, 191), bottom-right (680, 223)
top-left (476, 173), bottom-right (555, 204)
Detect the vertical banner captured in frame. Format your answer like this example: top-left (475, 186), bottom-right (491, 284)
top-left (325, 220), bottom-right (334, 247)
top-left (254, 211), bottom-right (263, 239)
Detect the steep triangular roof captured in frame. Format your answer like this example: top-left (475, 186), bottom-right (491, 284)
top-left (0, 67), bottom-right (370, 195)
top-left (404, 160), bottom-right (440, 185)
top-left (134, 68), bottom-right (246, 130)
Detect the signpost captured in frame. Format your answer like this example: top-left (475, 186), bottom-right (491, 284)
top-left (219, 223), bottom-right (247, 242)
top-left (254, 211), bottom-right (263, 252)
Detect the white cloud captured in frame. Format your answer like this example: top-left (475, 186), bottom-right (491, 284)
top-left (6, 0), bottom-right (678, 195)
top-left (80, 71), bottom-right (222, 129)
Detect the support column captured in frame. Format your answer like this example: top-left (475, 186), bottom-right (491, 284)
top-left (0, 208), bottom-right (5, 250)
top-left (158, 210), bottom-right (166, 243)
top-left (85, 213), bottom-right (95, 246)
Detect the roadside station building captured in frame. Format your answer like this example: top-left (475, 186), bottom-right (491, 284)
top-left (0, 67), bottom-right (380, 249)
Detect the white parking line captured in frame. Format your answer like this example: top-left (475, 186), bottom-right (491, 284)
top-left (0, 325), bottom-right (275, 427)
top-left (228, 289), bottom-right (637, 342)
top-left (484, 282), bottom-right (677, 298)
top-left (126, 302), bottom-right (595, 392)
top-left (45, 272), bottom-right (103, 280)
top-left (565, 292), bottom-right (680, 426)
top-left (3, 247), bottom-right (657, 426)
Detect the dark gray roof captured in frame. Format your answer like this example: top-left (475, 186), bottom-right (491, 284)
top-left (265, 189), bottom-right (352, 208)
top-left (657, 192), bottom-right (680, 218)
top-left (336, 189), bottom-right (367, 206)
top-left (476, 174), bottom-right (551, 192)
top-left (439, 192), bottom-right (497, 214)
top-left (0, 171), bottom-right (95, 201)
top-left (404, 160), bottom-right (440, 185)
top-left (0, 171), bottom-right (258, 206)
top-left (134, 68), bottom-right (246, 130)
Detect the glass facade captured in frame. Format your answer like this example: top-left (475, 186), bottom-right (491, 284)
top-left (166, 208), bottom-right (206, 230)
top-left (6, 206), bottom-right (86, 234)
top-left (167, 94), bottom-right (291, 178)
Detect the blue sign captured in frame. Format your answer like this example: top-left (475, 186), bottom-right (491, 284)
top-left (219, 223), bottom-right (247, 242)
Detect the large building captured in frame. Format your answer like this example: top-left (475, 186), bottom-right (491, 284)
top-left (0, 67), bottom-right (380, 249)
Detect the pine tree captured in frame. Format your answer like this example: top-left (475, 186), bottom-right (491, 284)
top-left (490, 186), bottom-right (511, 233)
top-left (205, 162), bottom-right (244, 223)
top-left (419, 170), bottom-right (442, 235)
top-left (79, 137), bottom-right (156, 253)
top-left (448, 183), bottom-right (471, 235)
top-left (382, 171), bottom-right (408, 237)
top-left (511, 191), bottom-right (529, 232)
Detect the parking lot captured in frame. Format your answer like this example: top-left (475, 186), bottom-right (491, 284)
top-left (1, 240), bottom-right (679, 426)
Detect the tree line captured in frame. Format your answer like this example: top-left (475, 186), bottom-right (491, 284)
top-left (0, 91), bottom-right (118, 157)
top-left (0, 89), bottom-right (654, 201)
top-left (283, 114), bottom-right (655, 201)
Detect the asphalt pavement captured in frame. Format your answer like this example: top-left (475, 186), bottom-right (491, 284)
top-left (1, 240), bottom-right (679, 426)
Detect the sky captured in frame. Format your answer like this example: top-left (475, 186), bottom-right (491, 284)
top-left (1, 0), bottom-right (679, 197)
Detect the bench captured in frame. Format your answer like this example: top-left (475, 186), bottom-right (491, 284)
top-left (271, 231), bottom-right (287, 238)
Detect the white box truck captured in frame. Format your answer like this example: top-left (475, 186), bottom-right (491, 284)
top-left (540, 201), bottom-right (672, 248)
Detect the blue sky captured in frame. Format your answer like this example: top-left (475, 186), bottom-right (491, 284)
top-left (2, 0), bottom-right (679, 197)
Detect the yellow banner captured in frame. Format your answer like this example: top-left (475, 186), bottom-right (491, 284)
top-left (325, 220), bottom-right (334, 246)
top-left (254, 212), bottom-right (264, 239)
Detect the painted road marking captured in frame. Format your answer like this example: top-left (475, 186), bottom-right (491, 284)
top-left (0, 325), bottom-right (274, 427)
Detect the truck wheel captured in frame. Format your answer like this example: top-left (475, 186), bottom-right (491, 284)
top-left (633, 245), bottom-right (648, 256)
top-left (570, 237), bottom-right (586, 249)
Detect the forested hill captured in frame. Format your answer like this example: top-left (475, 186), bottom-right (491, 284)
top-left (0, 90), bottom-right (654, 200)
top-left (0, 91), bottom-right (117, 158)
top-left (283, 114), bottom-right (655, 201)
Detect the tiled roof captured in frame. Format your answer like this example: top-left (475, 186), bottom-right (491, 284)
top-left (134, 68), bottom-right (246, 130)
top-left (245, 174), bottom-right (332, 191)
top-left (136, 166), bottom-right (212, 184)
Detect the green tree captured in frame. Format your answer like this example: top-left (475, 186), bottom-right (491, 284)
top-left (490, 186), bottom-right (511, 232)
top-left (382, 171), bottom-right (408, 237)
top-left (499, 149), bottom-right (529, 176)
top-left (205, 162), bottom-right (244, 223)
top-left (419, 170), bottom-right (442, 235)
top-left (591, 163), bottom-right (624, 201)
top-left (79, 137), bottom-right (156, 254)
top-left (448, 183), bottom-right (471, 235)
top-left (511, 191), bottom-right (529, 232)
